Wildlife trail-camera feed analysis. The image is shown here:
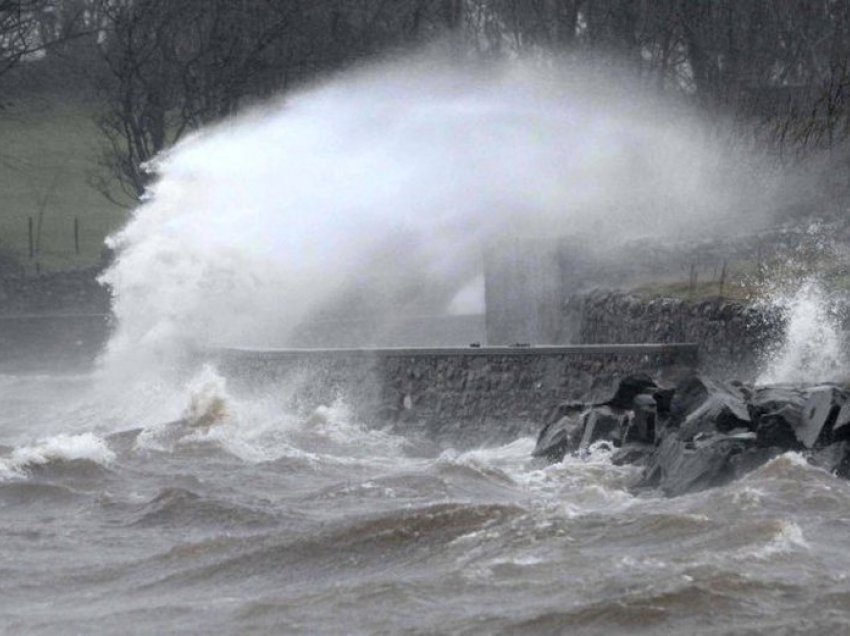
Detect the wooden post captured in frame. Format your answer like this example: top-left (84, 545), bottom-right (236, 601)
top-left (74, 217), bottom-right (80, 255)
top-left (688, 263), bottom-right (697, 300)
top-left (28, 217), bottom-right (34, 259)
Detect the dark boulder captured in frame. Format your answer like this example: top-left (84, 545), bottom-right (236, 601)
top-left (808, 441), bottom-right (850, 476)
top-left (748, 385), bottom-right (847, 450)
top-left (543, 400), bottom-right (586, 426)
top-left (748, 385), bottom-right (806, 449)
top-left (532, 413), bottom-right (584, 463)
top-left (601, 373), bottom-right (658, 410)
top-left (639, 431), bottom-right (760, 497)
top-left (754, 406), bottom-right (803, 449)
top-left (831, 400), bottom-right (850, 441)
top-left (795, 386), bottom-right (846, 448)
top-left (622, 393), bottom-right (657, 444)
top-left (578, 406), bottom-right (630, 452)
top-left (612, 443), bottom-right (655, 467)
top-left (533, 375), bottom-right (660, 463)
top-left (531, 372), bottom-right (850, 497)
top-left (652, 387), bottom-right (675, 416)
top-left (748, 385), bottom-right (806, 419)
top-left (669, 376), bottom-right (750, 441)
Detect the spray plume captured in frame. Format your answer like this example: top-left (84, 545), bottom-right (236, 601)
top-left (99, 55), bottom-right (771, 378)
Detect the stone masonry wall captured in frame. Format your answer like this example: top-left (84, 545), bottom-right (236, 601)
top-left (565, 290), bottom-right (784, 378)
top-left (212, 345), bottom-right (697, 446)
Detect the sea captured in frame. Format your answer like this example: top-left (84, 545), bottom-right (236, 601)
top-left (2, 364), bottom-right (850, 635)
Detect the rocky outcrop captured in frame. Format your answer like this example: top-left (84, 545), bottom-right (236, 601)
top-left (533, 372), bottom-right (850, 497)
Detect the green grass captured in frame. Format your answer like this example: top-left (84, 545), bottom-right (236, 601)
top-left (0, 88), bottom-right (128, 273)
top-left (632, 256), bottom-right (850, 303)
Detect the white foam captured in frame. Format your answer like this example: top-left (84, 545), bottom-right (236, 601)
top-left (0, 433), bottom-right (116, 480)
top-left (758, 279), bottom-right (848, 384)
top-left (751, 520), bottom-right (810, 559)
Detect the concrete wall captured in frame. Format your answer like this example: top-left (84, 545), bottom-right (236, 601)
top-left (210, 344), bottom-right (697, 446)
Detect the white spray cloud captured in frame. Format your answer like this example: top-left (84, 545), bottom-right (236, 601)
top-left (757, 279), bottom-right (848, 384)
top-left (100, 55), bottom-right (771, 375)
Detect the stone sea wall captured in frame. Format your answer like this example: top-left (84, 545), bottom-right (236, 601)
top-left (563, 290), bottom-right (784, 378)
top-left (211, 345), bottom-right (697, 445)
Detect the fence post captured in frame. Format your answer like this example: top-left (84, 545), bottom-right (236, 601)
top-left (74, 217), bottom-right (80, 256)
top-left (28, 216), bottom-right (34, 259)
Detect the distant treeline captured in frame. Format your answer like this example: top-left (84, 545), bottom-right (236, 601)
top-left (3, 1), bottom-right (850, 207)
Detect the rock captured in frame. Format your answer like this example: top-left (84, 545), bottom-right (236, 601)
top-left (622, 393), bottom-right (657, 444)
top-left (748, 385), bottom-right (806, 419)
top-left (532, 414), bottom-right (584, 462)
top-left (543, 400), bottom-right (586, 426)
top-left (832, 400), bottom-right (850, 440)
top-left (728, 445), bottom-right (784, 479)
top-left (578, 406), bottom-right (630, 452)
top-left (747, 385), bottom-right (804, 447)
top-left (808, 441), bottom-right (850, 476)
top-left (612, 443), bottom-right (654, 466)
top-left (532, 371), bottom-right (850, 496)
top-left (794, 386), bottom-right (846, 448)
top-left (652, 387), bottom-right (675, 416)
top-left (669, 375), bottom-right (749, 428)
top-left (671, 375), bottom-right (750, 441)
top-left (754, 406), bottom-right (803, 449)
top-left (640, 432), bottom-right (759, 497)
top-left (602, 373), bottom-right (658, 409)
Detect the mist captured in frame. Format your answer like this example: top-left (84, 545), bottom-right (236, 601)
top-left (99, 54), bottom-right (776, 373)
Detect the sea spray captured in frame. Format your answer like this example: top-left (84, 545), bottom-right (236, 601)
top-left (0, 432), bottom-right (115, 480)
top-left (757, 279), bottom-right (848, 384)
top-left (99, 55), bottom-right (772, 377)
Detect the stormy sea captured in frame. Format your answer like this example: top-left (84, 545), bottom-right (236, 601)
top-left (3, 363), bottom-right (850, 635)
top-left (3, 58), bottom-right (849, 634)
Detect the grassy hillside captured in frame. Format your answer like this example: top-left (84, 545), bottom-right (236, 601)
top-left (0, 69), bottom-right (128, 274)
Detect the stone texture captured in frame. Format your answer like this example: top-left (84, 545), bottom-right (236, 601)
top-left (532, 372), bottom-right (850, 497)
top-left (563, 290), bottom-right (784, 379)
top-left (215, 347), bottom-right (695, 447)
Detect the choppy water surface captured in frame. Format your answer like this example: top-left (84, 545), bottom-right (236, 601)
top-left (3, 369), bottom-right (850, 635)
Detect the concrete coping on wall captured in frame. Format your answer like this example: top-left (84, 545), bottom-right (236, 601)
top-left (209, 343), bottom-right (699, 360)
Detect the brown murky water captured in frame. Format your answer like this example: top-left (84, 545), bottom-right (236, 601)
top-left (2, 370), bottom-right (850, 635)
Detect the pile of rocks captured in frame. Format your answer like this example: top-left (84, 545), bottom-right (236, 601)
top-left (533, 373), bottom-right (850, 496)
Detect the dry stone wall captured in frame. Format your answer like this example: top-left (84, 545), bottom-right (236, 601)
top-left (564, 290), bottom-right (784, 378)
top-left (212, 345), bottom-right (697, 446)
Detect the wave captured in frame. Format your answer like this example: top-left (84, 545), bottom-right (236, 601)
top-left (140, 502), bottom-right (525, 591)
top-left (0, 432), bottom-right (115, 481)
top-left (0, 481), bottom-right (83, 506)
top-left (127, 487), bottom-right (276, 529)
top-left (502, 570), bottom-right (800, 634)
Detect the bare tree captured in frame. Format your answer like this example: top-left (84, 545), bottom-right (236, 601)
top-left (0, 1), bottom-right (46, 78)
top-left (92, 0), bottom-right (465, 200)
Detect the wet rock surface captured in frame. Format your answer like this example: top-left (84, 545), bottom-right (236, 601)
top-left (532, 373), bottom-right (850, 496)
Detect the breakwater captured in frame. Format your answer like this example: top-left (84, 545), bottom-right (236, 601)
top-left (209, 344), bottom-right (697, 445)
